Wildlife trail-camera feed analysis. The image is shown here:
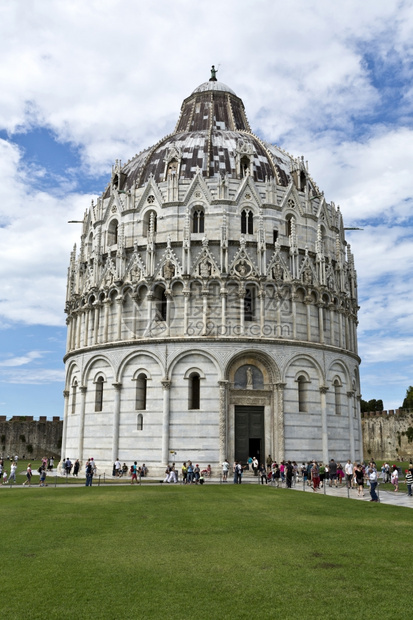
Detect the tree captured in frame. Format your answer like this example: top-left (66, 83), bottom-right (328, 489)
top-left (360, 398), bottom-right (384, 413)
top-left (402, 386), bottom-right (413, 410)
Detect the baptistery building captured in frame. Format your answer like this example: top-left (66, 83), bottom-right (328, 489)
top-left (62, 70), bottom-right (362, 474)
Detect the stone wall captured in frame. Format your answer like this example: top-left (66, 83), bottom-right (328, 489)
top-left (0, 416), bottom-right (63, 459)
top-left (361, 409), bottom-right (413, 461)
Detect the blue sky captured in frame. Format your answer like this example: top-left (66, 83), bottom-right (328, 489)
top-left (0, 0), bottom-right (412, 418)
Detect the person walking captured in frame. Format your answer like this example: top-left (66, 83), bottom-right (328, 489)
top-left (85, 460), bottom-right (93, 486)
top-left (235, 461), bottom-right (243, 484)
top-left (286, 461), bottom-right (293, 488)
top-left (39, 467), bottom-right (47, 487)
top-left (222, 459), bottom-right (230, 482)
top-left (73, 459), bottom-right (80, 476)
top-left (391, 465), bottom-right (399, 492)
top-left (329, 459), bottom-right (338, 487)
top-left (311, 462), bottom-right (320, 491)
top-left (181, 462), bottom-right (187, 484)
top-left (8, 462), bottom-right (17, 484)
top-left (23, 463), bottom-right (32, 486)
top-left (369, 464), bottom-right (379, 502)
top-left (130, 461), bottom-right (139, 484)
top-left (252, 457), bottom-right (259, 476)
top-left (354, 464), bottom-right (364, 497)
top-left (187, 461), bottom-right (194, 484)
top-left (345, 460), bottom-right (353, 488)
top-left (259, 464), bottom-right (268, 484)
top-left (404, 469), bottom-right (413, 497)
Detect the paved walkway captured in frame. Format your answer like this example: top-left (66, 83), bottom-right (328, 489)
top-left (3, 470), bottom-right (412, 509)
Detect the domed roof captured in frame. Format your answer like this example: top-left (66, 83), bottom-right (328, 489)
top-left (118, 72), bottom-right (293, 192)
top-left (192, 80), bottom-right (236, 95)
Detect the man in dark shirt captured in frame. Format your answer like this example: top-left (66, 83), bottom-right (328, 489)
top-left (329, 459), bottom-right (338, 487)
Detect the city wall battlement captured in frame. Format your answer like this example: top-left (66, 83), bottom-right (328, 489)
top-left (0, 417), bottom-right (63, 459)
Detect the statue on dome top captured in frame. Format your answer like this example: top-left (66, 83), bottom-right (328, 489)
top-left (209, 65), bottom-right (218, 82)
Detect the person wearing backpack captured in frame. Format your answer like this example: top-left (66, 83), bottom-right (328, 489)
top-left (130, 461), bottom-right (138, 484)
top-left (233, 461), bottom-right (243, 484)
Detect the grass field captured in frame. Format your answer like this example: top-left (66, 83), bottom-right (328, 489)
top-left (0, 485), bottom-right (412, 619)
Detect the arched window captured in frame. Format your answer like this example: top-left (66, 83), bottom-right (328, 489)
top-left (273, 229), bottom-right (278, 244)
top-left (167, 158), bottom-right (178, 178)
top-left (154, 288), bottom-right (167, 321)
top-left (286, 215), bottom-right (295, 237)
top-left (189, 373), bottom-right (200, 410)
top-left (136, 373), bottom-right (147, 410)
top-left (241, 209), bottom-right (253, 235)
top-left (193, 209), bottom-right (205, 233)
top-left (244, 287), bottom-right (255, 322)
top-left (95, 376), bottom-right (104, 412)
top-left (71, 379), bottom-right (77, 414)
top-left (143, 210), bottom-right (157, 237)
top-left (334, 379), bottom-right (341, 415)
top-left (240, 155), bottom-right (251, 177)
top-left (137, 413), bottom-right (143, 431)
top-left (108, 219), bottom-right (118, 246)
top-left (297, 375), bottom-right (307, 412)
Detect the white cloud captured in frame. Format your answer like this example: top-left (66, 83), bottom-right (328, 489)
top-left (0, 139), bottom-right (92, 326)
top-left (0, 368), bottom-right (65, 385)
top-left (0, 351), bottom-right (45, 367)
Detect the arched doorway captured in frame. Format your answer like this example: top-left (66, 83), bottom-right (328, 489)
top-left (228, 361), bottom-right (274, 467)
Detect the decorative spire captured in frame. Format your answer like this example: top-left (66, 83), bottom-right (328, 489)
top-left (209, 65), bottom-right (218, 82)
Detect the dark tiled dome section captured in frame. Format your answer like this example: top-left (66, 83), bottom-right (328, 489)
top-left (121, 80), bottom-right (292, 189)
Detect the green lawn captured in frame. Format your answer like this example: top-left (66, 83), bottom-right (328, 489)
top-left (0, 485), bottom-right (411, 619)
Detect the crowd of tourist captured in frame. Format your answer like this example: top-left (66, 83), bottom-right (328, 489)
top-left (225, 456), bottom-right (413, 501)
top-left (1, 454), bottom-right (412, 498)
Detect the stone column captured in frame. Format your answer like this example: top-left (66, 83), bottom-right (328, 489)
top-left (239, 289), bottom-right (245, 335)
top-left (347, 390), bottom-right (355, 462)
top-left (344, 312), bottom-right (349, 350)
top-left (183, 290), bottom-right (190, 336)
top-left (161, 380), bottom-right (171, 466)
top-left (66, 318), bottom-right (72, 352)
top-left (202, 291), bottom-right (208, 336)
top-left (329, 304), bottom-right (335, 345)
top-left (76, 310), bottom-right (82, 349)
top-left (218, 380), bottom-right (228, 463)
top-left (338, 309), bottom-right (344, 348)
top-left (112, 383), bottom-right (122, 463)
top-left (145, 293), bottom-right (154, 337)
top-left (116, 297), bottom-right (123, 341)
top-left (77, 386), bottom-right (87, 464)
top-left (93, 301), bottom-right (101, 345)
top-left (320, 386), bottom-right (329, 463)
top-left (275, 382), bottom-right (286, 462)
top-left (276, 291), bottom-right (282, 338)
top-left (305, 298), bottom-right (311, 341)
top-left (317, 302), bottom-right (324, 344)
top-left (83, 305), bottom-right (90, 347)
top-left (61, 389), bottom-right (70, 460)
top-left (291, 293), bottom-right (297, 339)
top-left (259, 290), bottom-right (265, 336)
top-left (165, 291), bottom-right (172, 337)
top-left (220, 287), bottom-right (227, 336)
top-left (103, 299), bottom-right (111, 343)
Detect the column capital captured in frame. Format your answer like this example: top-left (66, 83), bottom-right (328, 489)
top-left (347, 390), bottom-right (355, 398)
top-left (63, 390), bottom-right (70, 398)
top-left (79, 385), bottom-right (87, 394)
top-left (161, 379), bottom-right (172, 390)
top-left (319, 386), bottom-right (329, 394)
top-left (112, 382), bottom-right (122, 390)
